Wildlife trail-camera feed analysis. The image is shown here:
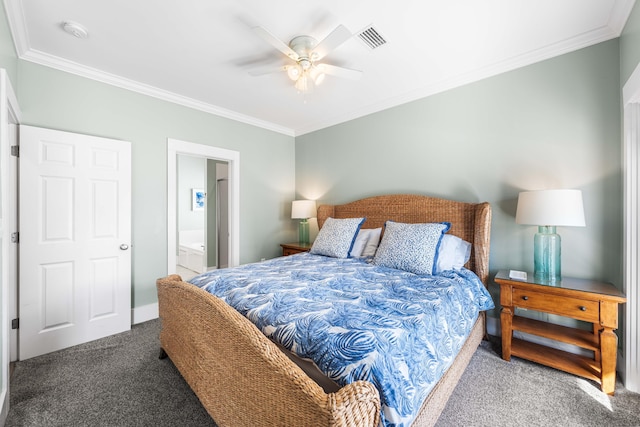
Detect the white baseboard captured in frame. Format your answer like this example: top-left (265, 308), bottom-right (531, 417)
top-left (131, 302), bottom-right (159, 325)
top-left (0, 389), bottom-right (8, 427)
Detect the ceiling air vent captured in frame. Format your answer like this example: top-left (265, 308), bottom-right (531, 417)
top-left (357, 26), bottom-right (387, 50)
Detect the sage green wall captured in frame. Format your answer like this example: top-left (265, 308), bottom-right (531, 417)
top-left (296, 40), bottom-right (622, 312)
top-left (8, 60), bottom-right (296, 308)
top-left (621, 2), bottom-right (640, 84)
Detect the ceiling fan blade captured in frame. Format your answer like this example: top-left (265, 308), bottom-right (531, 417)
top-left (248, 64), bottom-right (286, 76)
top-left (316, 63), bottom-right (362, 80)
top-left (312, 25), bottom-right (352, 61)
top-left (252, 26), bottom-right (299, 61)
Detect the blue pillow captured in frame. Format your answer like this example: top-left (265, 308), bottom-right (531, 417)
top-left (373, 221), bottom-right (451, 275)
top-left (310, 217), bottom-right (366, 258)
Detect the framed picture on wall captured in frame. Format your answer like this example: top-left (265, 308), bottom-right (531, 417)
top-left (192, 188), bottom-right (205, 211)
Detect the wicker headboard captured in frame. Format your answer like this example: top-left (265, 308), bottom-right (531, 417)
top-left (317, 194), bottom-right (492, 286)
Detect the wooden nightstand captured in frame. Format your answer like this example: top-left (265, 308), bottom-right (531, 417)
top-left (280, 242), bottom-right (312, 256)
top-left (495, 270), bottom-right (626, 395)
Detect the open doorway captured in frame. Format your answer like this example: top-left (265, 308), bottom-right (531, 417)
top-left (167, 139), bottom-right (240, 278)
top-left (175, 156), bottom-right (229, 280)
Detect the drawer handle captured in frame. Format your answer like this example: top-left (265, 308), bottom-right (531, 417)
top-left (522, 296), bottom-right (529, 301)
top-left (579, 306), bottom-right (587, 311)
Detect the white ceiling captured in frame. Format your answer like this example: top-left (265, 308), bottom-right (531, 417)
top-left (4, 0), bottom-right (636, 136)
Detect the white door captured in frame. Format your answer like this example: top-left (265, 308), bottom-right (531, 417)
top-left (19, 125), bottom-right (131, 360)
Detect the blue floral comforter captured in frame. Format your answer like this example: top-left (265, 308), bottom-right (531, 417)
top-left (189, 253), bottom-right (494, 427)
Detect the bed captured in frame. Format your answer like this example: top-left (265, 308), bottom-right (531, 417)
top-left (157, 194), bottom-right (492, 427)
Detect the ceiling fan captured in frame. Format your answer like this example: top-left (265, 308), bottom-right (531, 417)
top-left (249, 24), bottom-right (362, 93)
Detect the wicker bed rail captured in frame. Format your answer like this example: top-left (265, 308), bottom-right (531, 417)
top-left (157, 275), bottom-right (381, 427)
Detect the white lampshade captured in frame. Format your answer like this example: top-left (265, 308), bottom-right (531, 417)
top-left (515, 189), bottom-right (585, 227)
top-left (291, 200), bottom-right (316, 219)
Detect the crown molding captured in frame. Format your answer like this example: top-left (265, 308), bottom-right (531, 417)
top-left (3, 0), bottom-right (29, 57)
top-left (610, 0), bottom-right (638, 35)
top-left (19, 49), bottom-right (295, 136)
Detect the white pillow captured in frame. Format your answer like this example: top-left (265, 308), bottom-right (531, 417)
top-left (350, 228), bottom-right (383, 258)
top-left (350, 229), bottom-right (370, 257)
top-left (310, 217), bottom-right (366, 258)
top-left (361, 227), bottom-right (382, 257)
top-left (373, 221), bottom-right (450, 275)
top-left (434, 234), bottom-right (472, 273)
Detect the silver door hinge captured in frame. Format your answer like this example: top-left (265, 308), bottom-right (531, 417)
top-left (11, 232), bottom-right (18, 243)
top-left (10, 145), bottom-right (18, 157)
top-left (11, 319), bottom-right (18, 330)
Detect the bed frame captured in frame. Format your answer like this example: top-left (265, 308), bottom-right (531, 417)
top-left (157, 194), bottom-right (491, 426)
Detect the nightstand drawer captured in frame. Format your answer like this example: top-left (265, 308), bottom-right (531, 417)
top-left (282, 248), bottom-right (301, 256)
top-left (280, 243), bottom-right (312, 256)
top-left (512, 289), bottom-right (599, 322)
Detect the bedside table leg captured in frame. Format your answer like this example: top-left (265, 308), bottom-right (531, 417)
top-left (593, 324), bottom-right (601, 362)
top-left (600, 327), bottom-right (617, 395)
top-left (501, 306), bottom-right (513, 361)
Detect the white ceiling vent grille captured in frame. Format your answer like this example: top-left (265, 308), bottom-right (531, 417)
top-left (357, 26), bottom-right (387, 50)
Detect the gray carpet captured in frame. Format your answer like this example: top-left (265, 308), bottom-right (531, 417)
top-left (438, 339), bottom-right (640, 427)
top-left (6, 319), bottom-right (640, 426)
top-left (7, 320), bottom-right (214, 427)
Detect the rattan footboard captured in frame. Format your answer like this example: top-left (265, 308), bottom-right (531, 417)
top-left (157, 274), bottom-right (381, 427)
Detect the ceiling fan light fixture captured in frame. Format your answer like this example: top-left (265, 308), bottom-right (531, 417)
top-left (300, 59), bottom-right (311, 71)
top-left (286, 64), bottom-right (302, 81)
top-left (295, 74), bottom-right (311, 93)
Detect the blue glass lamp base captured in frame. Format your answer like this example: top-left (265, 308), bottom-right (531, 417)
top-left (534, 226), bottom-right (561, 283)
top-left (298, 219), bottom-right (310, 244)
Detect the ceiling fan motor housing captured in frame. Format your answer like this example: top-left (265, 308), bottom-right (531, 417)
top-left (286, 35), bottom-right (318, 82)
top-left (288, 35), bottom-right (318, 61)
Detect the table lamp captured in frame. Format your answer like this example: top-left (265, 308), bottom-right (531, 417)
top-left (291, 200), bottom-right (316, 244)
top-left (515, 189), bottom-right (585, 282)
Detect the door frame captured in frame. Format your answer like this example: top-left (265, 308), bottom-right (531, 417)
top-left (167, 139), bottom-right (240, 274)
top-left (0, 69), bottom-right (22, 424)
top-left (623, 61), bottom-right (640, 393)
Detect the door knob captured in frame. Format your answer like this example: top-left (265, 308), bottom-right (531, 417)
top-left (120, 244), bottom-right (129, 250)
